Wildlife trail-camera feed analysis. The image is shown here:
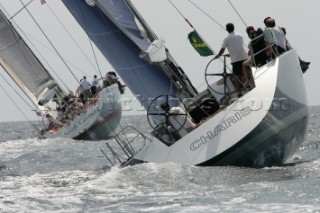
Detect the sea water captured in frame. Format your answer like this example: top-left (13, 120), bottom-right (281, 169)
top-left (0, 108), bottom-right (319, 213)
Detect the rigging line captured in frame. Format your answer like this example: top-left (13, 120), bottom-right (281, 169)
top-left (0, 71), bottom-right (35, 110)
top-left (189, 2), bottom-right (248, 78)
top-left (125, 0), bottom-right (157, 40)
top-left (76, 5), bottom-right (106, 85)
top-left (13, 23), bottom-right (70, 92)
top-left (169, 0), bottom-right (222, 97)
top-left (129, 0), bottom-right (196, 97)
top-left (227, 0), bottom-right (247, 27)
top-left (0, 9), bottom-right (67, 109)
top-left (168, 0), bottom-right (190, 26)
top-left (168, 0), bottom-right (215, 52)
top-left (0, 12), bottom-right (40, 111)
top-left (14, 27), bottom-right (91, 76)
top-left (95, 9), bottom-right (133, 135)
top-left (128, 0), bottom-right (192, 97)
top-left (0, 72), bottom-right (40, 133)
top-left (187, 0), bottom-right (225, 31)
top-left (93, 6), bottom-right (153, 143)
top-left (76, 3), bottom-right (127, 137)
top-left (87, 38), bottom-right (103, 78)
top-left (76, 2), bottom-right (103, 80)
top-left (18, 0), bottom-right (79, 84)
top-left (187, 0), bottom-right (249, 50)
top-left (76, 5), bottom-right (105, 80)
top-left (44, 1), bottom-right (100, 74)
top-left (6, 0), bottom-right (34, 21)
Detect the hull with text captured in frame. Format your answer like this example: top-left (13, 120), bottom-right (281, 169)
top-left (124, 50), bottom-right (308, 168)
top-left (43, 84), bottom-right (122, 140)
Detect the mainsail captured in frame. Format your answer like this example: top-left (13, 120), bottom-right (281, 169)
top-left (62, 0), bottom-right (197, 109)
top-left (0, 10), bottom-right (66, 112)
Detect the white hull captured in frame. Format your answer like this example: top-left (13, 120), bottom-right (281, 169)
top-left (43, 84), bottom-right (122, 140)
top-left (128, 50), bottom-right (308, 168)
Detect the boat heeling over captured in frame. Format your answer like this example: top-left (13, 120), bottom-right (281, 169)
top-left (127, 49), bottom-right (308, 167)
top-left (0, 7), bottom-right (123, 141)
top-left (43, 84), bottom-right (122, 140)
top-left (61, 0), bottom-right (308, 167)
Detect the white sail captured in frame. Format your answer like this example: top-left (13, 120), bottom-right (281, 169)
top-left (0, 10), bottom-right (66, 111)
top-left (0, 7), bottom-right (122, 141)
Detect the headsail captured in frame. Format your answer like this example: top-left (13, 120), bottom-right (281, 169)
top-left (0, 10), bottom-right (66, 112)
top-left (62, 0), bottom-right (197, 109)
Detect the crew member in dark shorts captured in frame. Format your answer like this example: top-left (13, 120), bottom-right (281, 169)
top-left (214, 23), bottom-right (248, 97)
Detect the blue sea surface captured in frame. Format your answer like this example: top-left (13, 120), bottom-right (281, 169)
top-left (0, 108), bottom-right (319, 212)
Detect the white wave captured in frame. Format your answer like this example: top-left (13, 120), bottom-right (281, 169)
top-left (0, 170), bottom-right (98, 213)
top-left (0, 138), bottom-right (44, 161)
top-left (222, 197), bottom-right (247, 205)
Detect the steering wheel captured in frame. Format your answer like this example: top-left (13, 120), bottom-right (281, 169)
top-left (205, 55), bottom-right (237, 95)
top-left (147, 94), bottom-right (187, 134)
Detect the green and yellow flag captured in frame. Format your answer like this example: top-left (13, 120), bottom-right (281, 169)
top-left (188, 31), bottom-right (214, 57)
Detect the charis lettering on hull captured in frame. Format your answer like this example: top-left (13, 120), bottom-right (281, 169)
top-left (190, 107), bottom-right (253, 151)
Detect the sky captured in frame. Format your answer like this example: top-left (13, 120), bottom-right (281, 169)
top-left (0, 0), bottom-right (318, 122)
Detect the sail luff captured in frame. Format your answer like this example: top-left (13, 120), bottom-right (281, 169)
top-left (94, 0), bottom-right (151, 51)
top-left (0, 9), bottom-right (66, 112)
top-left (122, 0), bottom-right (198, 97)
top-left (62, 0), bottom-right (200, 111)
top-left (0, 57), bottom-right (43, 111)
top-left (62, 0), bottom-right (180, 110)
top-left (123, 0), bottom-right (158, 41)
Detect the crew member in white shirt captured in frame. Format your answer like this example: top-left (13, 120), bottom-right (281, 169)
top-left (214, 23), bottom-right (249, 97)
top-left (91, 74), bottom-right (102, 95)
